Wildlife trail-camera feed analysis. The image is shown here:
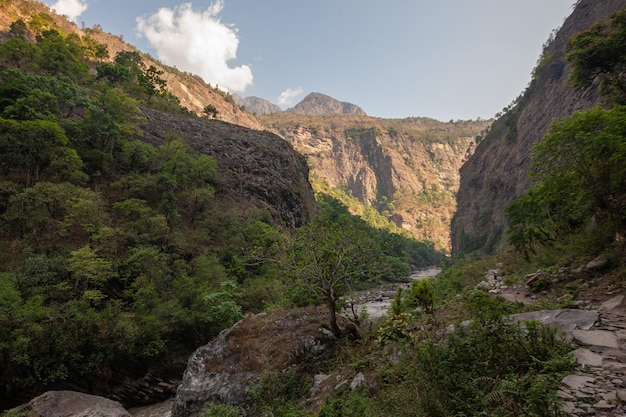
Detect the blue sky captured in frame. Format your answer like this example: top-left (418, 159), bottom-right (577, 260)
top-left (44, 0), bottom-right (576, 121)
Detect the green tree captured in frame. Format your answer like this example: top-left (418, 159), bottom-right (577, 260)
top-left (139, 65), bottom-right (167, 100)
top-left (566, 9), bottom-right (626, 104)
top-left (532, 106), bottom-right (626, 222)
top-left (68, 245), bottom-right (115, 294)
top-left (203, 104), bottom-right (219, 118)
top-left (0, 118), bottom-right (71, 186)
top-left (287, 198), bottom-right (377, 337)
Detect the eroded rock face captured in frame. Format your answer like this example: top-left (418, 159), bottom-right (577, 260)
top-left (451, 0), bottom-right (626, 256)
top-left (138, 107), bottom-right (318, 230)
top-left (171, 306), bottom-right (356, 417)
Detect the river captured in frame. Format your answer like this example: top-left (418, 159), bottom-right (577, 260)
top-left (348, 267), bottom-right (442, 321)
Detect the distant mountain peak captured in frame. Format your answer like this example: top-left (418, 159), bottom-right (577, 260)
top-left (233, 94), bottom-right (282, 115)
top-left (288, 92), bottom-right (367, 116)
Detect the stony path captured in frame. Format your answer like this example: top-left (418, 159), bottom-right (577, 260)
top-left (478, 268), bottom-right (626, 415)
top-left (557, 294), bottom-right (626, 416)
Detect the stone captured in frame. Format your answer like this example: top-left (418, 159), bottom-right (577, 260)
top-left (310, 374), bottom-right (330, 396)
top-left (593, 399), bottom-right (615, 409)
top-left (171, 306), bottom-right (356, 417)
top-left (350, 372), bottom-right (366, 390)
top-left (573, 330), bottom-right (620, 348)
top-left (511, 309), bottom-right (599, 332)
top-left (562, 374), bottom-right (595, 390)
top-left (28, 391), bottom-right (130, 417)
top-left (574, 348), bottom-right (604, 367)
top-left (600, 294), bottom-right (624, 311)
top-left (617, 389), bottom-right (626, 403)
top-left (611, 378), bottom-right (624, 387)
top-left (585, 254), bottom-right (609, 271)
top-left (557, 389), bottom-right (575, 399)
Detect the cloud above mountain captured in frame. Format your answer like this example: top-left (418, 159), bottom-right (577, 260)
top-left (136, 1), bottom-right (253, 93)
top-left (49, 0), bottom-right (87, 21)
top-left (278, 87), bottom-right (303, 106)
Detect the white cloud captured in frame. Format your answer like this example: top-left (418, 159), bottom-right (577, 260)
top-left (135, 1), bottom-right (253, 93)
top-left (278, 87), bottom-right (303, 106)
top-left (49, 0), bottom-right (87, 21)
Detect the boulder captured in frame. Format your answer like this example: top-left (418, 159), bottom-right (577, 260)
top-left (27, 390), bottom-right (130, 417)
top-left (171, 306), bottom-right (357, 417)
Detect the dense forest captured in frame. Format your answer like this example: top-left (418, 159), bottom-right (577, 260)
top-left (0, 15), bottom-right (443, 408)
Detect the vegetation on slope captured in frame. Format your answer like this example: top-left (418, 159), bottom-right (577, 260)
top-left (0, 12), bottom-right (443, 409)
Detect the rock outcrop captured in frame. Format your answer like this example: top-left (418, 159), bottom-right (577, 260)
top-left (287, 92), bottom-right (367, 116)
top-left (171, 306), bottom-right (357, 417)
top-left (451, 0), bottom-right (626, 256)
top-left (138, 107), bottom-right (318, 230)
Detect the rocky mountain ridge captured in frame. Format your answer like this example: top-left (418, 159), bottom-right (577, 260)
top-left (261, 112), bottom-right (490, 250)
top-left (451, 0), bottom-right (626, 255)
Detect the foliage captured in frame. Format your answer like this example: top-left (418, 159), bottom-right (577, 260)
top-left (286, 195), bottom-right (383, 336)
top-left (246, 369), bottom-right (312, 417)
top-left (506, 105), bottom-right (626, 255)
top-left (566, 8), bottom-right (626, 104)
top-left (376, 312), bottom-right (573, 417)
top-left (286, 195), bottom-right (441, 336)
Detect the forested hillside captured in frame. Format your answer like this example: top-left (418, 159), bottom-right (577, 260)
top-left (0, 2), bottom-right (444, 409)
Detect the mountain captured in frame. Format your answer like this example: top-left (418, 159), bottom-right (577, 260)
top-left (287, 92), bottom-right (367, 116)
top-left (451, 0), bottom-right (626, 256)
top-left (261, 112), bottom-right (490, 251)
top-left (232, 94), bottom-right (282, 115)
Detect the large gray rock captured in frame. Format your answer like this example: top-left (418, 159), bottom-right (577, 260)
top-left (171, 306), bottom-right (357, 417)
top-left (510, 309), bottom-right (599, 332)
top-left (27, 391), bottom-right (130, 417)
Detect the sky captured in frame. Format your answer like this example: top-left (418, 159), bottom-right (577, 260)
top-left (44, 0), bottom-right (576, 121)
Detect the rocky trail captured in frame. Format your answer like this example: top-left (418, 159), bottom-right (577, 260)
top-left (480, 270), bottom-right (626, 416)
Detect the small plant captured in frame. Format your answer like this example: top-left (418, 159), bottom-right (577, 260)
top-left (409, 279), bottom-right (434, 313)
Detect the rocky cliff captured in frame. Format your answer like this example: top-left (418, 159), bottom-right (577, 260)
top-left (261, 113), bottom-right (490, 250)
top-left (138, 107), bottom-right (318, 230)
top-left (451, 0), bottom-right (626, 256)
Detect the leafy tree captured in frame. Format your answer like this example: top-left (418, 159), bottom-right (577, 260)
top-left (287, 196), bottom-right (379, 337)
top-left (203, 104), bottom-right (219, 118)
top-left (96, 62), bottom-right (132, 85)
top-left (34, 30), bottom-right (88, 80)
top-left (139, 65), bottom-right (167, 100)
top-left (0, 37), bottom-right (37, 70)
top-left (68, 245), bottom-right (115, 296)
top-left (531, 106), bottom-right (626, 222)
top-left (566, 9), bottom-right (626, 104)
top-left (8, 19), bottom-right (28, 39)
top-left (0, 118), bottom-right (71, 186)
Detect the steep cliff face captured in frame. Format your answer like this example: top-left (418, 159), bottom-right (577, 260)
top-left (261, 113), bottom-right (489, 250)
top-left (451, 0), bottom-right (626, 256)
top-left (138, 107), bottom-right (318, 230)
